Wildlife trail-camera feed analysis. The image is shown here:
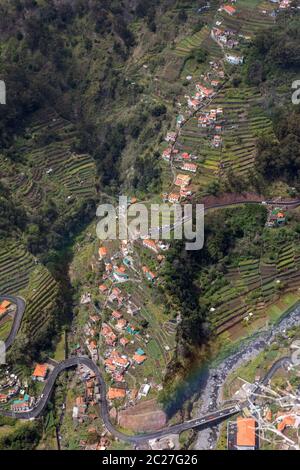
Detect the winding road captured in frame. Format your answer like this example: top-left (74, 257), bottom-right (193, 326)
top-left (1, 198), bottom-right (300, 444)
top-left (0, 295), bottom-right (240, 443)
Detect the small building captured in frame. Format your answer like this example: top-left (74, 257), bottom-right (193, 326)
top-left (133, 353), bottom-right (147, 365)
top-left (0, 300), bottom-right (12, 317)
top-left (99, 284), bottom-right (108, 294)
top-left (112, 310), bottom-right (123, 320)
top-left (225, 54), bottom-right (244, 65)
top-left (107, 387), bottom-right (126, 400)
top-left (98, 246), bottom-right (108, 260)
top-left (181, 163), bottom-right (197, 173)
top-left (222, 4), bottom-right (236, 15)
top-left (236, 417), bottom-right (257, 450)
top-left (174, 174), bottom-right (191, 188)
top-left (168, 193), bottom-right (180, 203)
top-left (120, 337), bottom-right (129, 347)
top-left (116, 319), bottom-right (127, 331)
top-left (32, 364), bottom-right (48, 382)
top-left (0, 394), bottom-right (8, 403)
top-left (143, 239), bottom-right (159, 254)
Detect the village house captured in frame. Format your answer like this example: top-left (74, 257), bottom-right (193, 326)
top-left (180, 187), bottom-right (193, 198)
top-left (168, 193), bottom-right (181, 203)
top-left (175, 174), bottom-right (191, 187)
top-left (143, 239), bottom-right (159, 254)
top-left (165, 132), bottom-right (177, 142)
top-left (213, 135), bottom-right (222, 148)
top-left (113, 266), bottom-right (129, 282)
top-left (187, 97), bottom-right (201, 109)
top-left (211, 80), bottom-right (220, 88)
top-left (225, 54), bottom-right (244, 65)
top-left (0, 300), bottom-right (12, 318)
top-left (196, 84), bottom-right (214, 98)
top-left (127, 301), bottom-right (140, 316)
top-left (101, 323), bottom-right (117, 347)
top-left (116, 318), bottom-right (127, 331)
top-left (176, 114), bottom-right (185, 127)
top-left (221, 4), bottom-right (236, 15)
top-left (10, 400), bottom-right (31, 413)
top-left (105, 262), bottom-right (113, 274)
top-left (133, 353), bottom-right (147, 365)
top-left (120, 337), bottom-right (129, 347)
top-left (99, 284), bottom-right (108, 294)
top-left (10, 393), bottom-right (32, 413)
top-left (142, 266), bottom-right (157, 282)
top-left (87, 340), bottom-right (98, 361)
top-left (276, 413), bottom-right (300, 432)
top-left (236, 417), bottom-right (258, 450)
top-left (279, 0), bottom-right (291, 9)
top-left (98, 246), bottom-right (108, 260)
top-left (107, 387), bottom-right (126, 400)
top-left (181, 163), bottom-right (197, 173)
top-left (112, 352), bottom-right (130, 369)
top-left (32, 364), bottom-right (48, 382)
top-left (109, 287), bottom-right (125, 305)
top-left (138, 383), bottom-right (151, 398)
top-left (162, 147), bottom-right (172, 162)
top-left (0, 394), bottom-right (8, 403)
top-left (181, 152), bottom-right (191, 161)
top-left (112, 310), bottom-right (123, 320)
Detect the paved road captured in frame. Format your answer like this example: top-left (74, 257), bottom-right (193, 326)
top-left (150, 199), bottom-right (300, 236)
top-left (0, 295), bottom-right (240, 443)
top-left (0, 295), bottom-right (26, 350)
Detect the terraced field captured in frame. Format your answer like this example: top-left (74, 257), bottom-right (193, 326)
top-left (175, 84), bottom-right (276, 193)
top-left (0, 243), bottom-right (36, 295)
top-left (4, 108), bottom-right (97, 214)
top-left (216, 1), bottom-right (275, 39)
top-left (207, 241), bottom-right (300, 336)
top-left (0, 242), bottom-right (59, 345)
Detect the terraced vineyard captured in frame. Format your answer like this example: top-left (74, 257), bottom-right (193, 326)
top-left (0, 242), bottom-right (59, 345)
top-left (0, 243), bottom-right (36, 295)
top-left (207, 241), bottom-right (300, 336)
top-left (20, 265), bottom-right (59, 342)
top-left (175, 84), bottom-right (276, 193)
top-left (3, 108), bottom-right (97, 214)
top-left (216, 1), bottom-right (275, 39)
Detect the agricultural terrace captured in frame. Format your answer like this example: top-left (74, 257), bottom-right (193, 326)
top-left (205, 234), bottom-right (300, 337)
top-left (1, 108), bottom-right (96, 214)
top-left (0, 241), bottom-right (59, 345)
top-left (174, 85), bottom-right (275, 194)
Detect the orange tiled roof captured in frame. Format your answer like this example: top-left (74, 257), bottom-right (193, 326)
top-left (0, 300), bottom-right (11, 309)
top-left (133, 354), bottom-right (147, 364)
top-left (277, 415), bottom-right (296, 432)
top-left (223, 5), bottom-right (236, 14)
top-left (236, 418), bottom-right (256, 447)
top-left (99, 284), bottom-right (108, 293)
top-left (107, 387), bottom-right (126, 400)
top-left (32, 364), bottom-right (48, 378)
top-left (98, 247), bottom-right (108, 257)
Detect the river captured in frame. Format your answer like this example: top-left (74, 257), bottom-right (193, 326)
top-left (193, 301), bottom-right (300, 449)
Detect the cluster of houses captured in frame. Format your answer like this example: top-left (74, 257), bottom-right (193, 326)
top-left (270, 0), bottom-right (292, 9)
top-left (266, 207), bottom-right (286, 228)
top-left (160, 54), bottom-right (227, 201)
top-left (78, 238), bottom-right (167, 405)
top-left (0, 372), bottom-right (21, 405)
top-left (0, 365), bottom-right (49, 412)
top-left (71, 364), bottom-right (102, 424)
